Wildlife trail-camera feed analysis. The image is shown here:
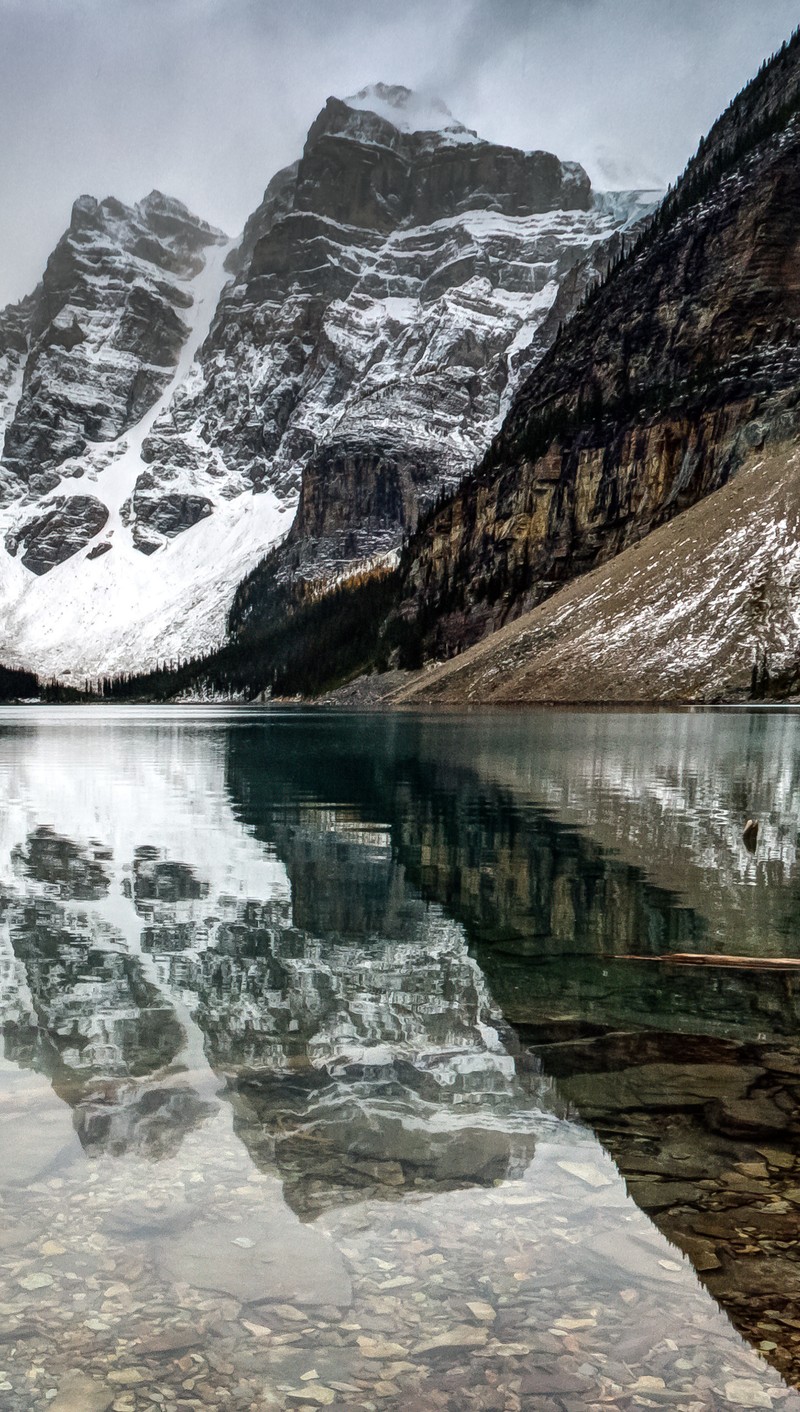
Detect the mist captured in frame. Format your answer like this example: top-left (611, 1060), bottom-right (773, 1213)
top-left (1, 0), bottom-right (797, 307)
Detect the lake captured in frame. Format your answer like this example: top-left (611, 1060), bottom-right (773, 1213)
top-left (2, 706), bottom-right (800, 1411)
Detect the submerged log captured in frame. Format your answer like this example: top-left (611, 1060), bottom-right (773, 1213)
top-left (743, 818), bottom-right (759, 852)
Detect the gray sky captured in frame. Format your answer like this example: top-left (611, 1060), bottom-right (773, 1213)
top-left (1, 0), bottom-right (798, 308)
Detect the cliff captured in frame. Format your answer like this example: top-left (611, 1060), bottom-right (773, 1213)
top-left (395, 442), bottom-right (800, 703)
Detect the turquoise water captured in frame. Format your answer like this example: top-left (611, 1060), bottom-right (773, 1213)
top-left (2, 707), bottom-right (800, 1410)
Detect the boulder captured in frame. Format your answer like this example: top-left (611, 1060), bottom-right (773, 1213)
top-left (131, 490), bottom-right (214, 553)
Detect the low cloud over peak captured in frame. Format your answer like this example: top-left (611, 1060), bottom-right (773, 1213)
top-left (1, 0), bottom-right (797, 306)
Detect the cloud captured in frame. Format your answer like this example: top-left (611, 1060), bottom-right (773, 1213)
top-left (0, 0), bottom-right (797, 305)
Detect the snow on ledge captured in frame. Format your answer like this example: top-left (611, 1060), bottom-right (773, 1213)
top-left (343, 83), bottom-right (480, 143)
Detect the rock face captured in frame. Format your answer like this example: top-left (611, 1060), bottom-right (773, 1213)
top-left (0, 85), bottom-right (654, 678)
top-left (0, 294), bottom-right (34, 458)
top-left (0, 193), bottom-right (240, 678)
top-left (0, 189), bottom-right (237, 676)
top-left (390, 34), bottom-right (800, 668)
top-left (129, 485), bottom-right (213, 554)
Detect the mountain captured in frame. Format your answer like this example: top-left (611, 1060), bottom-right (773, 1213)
top-left (368, 32), bottom-right (800, 699)
top-left (0, 83), bottom-right (655, 680)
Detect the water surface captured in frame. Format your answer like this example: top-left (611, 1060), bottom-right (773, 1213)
top-left (2, 707), bottom-right (800, 1411)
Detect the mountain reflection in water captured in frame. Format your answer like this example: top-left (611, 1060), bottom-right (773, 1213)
top-left (1, 707), bottom-right (800, 1410)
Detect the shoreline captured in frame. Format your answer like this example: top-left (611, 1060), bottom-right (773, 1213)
top-left (3, 693), bottom-right (800, 714)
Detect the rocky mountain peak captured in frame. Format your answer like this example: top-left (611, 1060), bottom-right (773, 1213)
top-left (293, 82), bottom-right (592, 238)
top-left (139, 188), bottom-right (191, 215)
top-left (136, 189), bottom-right (225, 244)
top-left (69, 193), bottom-right (100, 229)
top-left (58, 190), bottom-right (223, 273)
top-left (0, 189), bottom-right (227, 509)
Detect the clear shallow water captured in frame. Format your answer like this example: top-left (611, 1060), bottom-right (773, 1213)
top-left (2, 708), bottom-right (800, 1409)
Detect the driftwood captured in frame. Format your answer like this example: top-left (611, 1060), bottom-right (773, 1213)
top-left (612, 952), bottom-right (800, 971)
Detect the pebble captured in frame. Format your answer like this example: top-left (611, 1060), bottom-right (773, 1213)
top-left (285, 1387), bottom-right (336, 1406)
top-left (107, 1368), bottom-right (148, 1385)
top-left (49, 1371), bottom-right (115, 1412)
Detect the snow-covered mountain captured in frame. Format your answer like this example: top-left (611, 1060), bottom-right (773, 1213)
top-left (0, 84), bottom-right (658, 679)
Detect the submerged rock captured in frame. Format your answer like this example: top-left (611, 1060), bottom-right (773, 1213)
top-left (561, 1062), bottom-right (763, 1113)
top-left (706, 1093), bottom-right (790, 1137)
top-left (156, 1200), bottom-right (353, 1308)
top-left (50, 1371), bottom-right (114, 1412)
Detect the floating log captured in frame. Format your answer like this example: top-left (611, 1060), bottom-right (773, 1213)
top-left (611, 952), bottom-right (800, 971)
